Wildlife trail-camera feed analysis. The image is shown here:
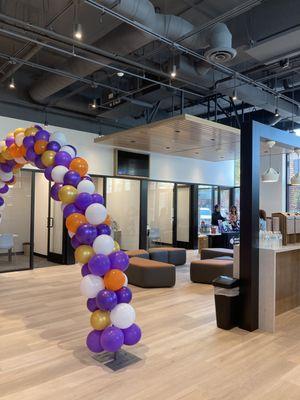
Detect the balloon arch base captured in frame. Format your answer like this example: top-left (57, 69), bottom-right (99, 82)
top-left (92, 349), bottom-right (142, 371)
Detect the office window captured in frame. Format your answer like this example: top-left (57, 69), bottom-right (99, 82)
top-left (198, 185), bottom-right (213, 226)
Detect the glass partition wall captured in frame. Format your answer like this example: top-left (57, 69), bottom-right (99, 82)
top-left (0, 170), bottom-right (32, 272)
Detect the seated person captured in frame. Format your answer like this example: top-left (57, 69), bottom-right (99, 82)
top-left (229, 205), bottom-right (239, 228)
top-left (212, 204), bottom-right (225, 226)
top-left (259, 209), bottom-right (267, 231)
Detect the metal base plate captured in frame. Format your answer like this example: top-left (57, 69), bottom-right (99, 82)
top-left (92, 349), bottom-right (141, 371)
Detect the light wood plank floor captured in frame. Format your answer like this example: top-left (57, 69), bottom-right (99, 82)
top-left (1, 261), bottom-right (300, 400)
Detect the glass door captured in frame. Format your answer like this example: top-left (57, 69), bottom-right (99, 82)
top-left (47, 195), bottom-right (64, 263)
top-left (174, 184), bottom-right (191, 248)
top-left (220, 188), bottom-right (231, 219)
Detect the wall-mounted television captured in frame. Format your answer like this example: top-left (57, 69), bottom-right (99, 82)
top-left (115, 150), bottom-right (150, 178)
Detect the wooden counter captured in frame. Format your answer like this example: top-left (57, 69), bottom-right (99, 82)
top-left (259, 243), bottom-right (300, 332)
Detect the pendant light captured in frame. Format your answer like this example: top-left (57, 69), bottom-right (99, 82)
top-left (261, 140), bottom-right (279, 183)
top-left (291, 149), bottom-right (300, 185)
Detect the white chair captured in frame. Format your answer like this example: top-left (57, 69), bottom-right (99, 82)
top-left (0, 234), bottom-right (14, 262)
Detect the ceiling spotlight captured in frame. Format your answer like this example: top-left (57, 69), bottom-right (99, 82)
top-left (91, 99), bottom-right (97, 109)
top-left (261, 140), bottom-right (279, 183)
top-left (274, 108), bottom-right (279, 117)
top-left (170, 64), bottom-right (176, 79)
top-left (74, 23), bottom-right (83, 40)
top-left (232, 89), bottom-right (237, 101)
top-left (9, 77), bottom-right (15, 89)
top-left (117, 71), bottom-right (124, 77)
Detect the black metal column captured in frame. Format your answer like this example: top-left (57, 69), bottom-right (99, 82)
top-left (139, 180), bottom-right (148, 249)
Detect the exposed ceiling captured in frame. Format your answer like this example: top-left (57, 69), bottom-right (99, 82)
top-left (0, 0), bottom-right (299, 139)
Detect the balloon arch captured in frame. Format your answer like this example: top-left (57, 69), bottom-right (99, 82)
top-left (0, 125), bottom-right (141, 353)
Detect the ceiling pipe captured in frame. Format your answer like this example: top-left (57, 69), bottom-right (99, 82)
top-left (28, 0), bottom-right (235, 103)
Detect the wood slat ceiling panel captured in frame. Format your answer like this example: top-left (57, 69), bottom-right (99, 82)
top-left (95, 114), bottom-right (240, 161)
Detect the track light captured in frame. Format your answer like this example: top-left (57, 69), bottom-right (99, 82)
top-left (117, 71), bottom-right (124, 77)
top-left (232, 89), bottom-right (237, 101)
top-left (274, 108), bottom-right (279, 117)
top-left (9, 77), bottom-right (15, 89)
top-left (74, 23), bottom-right (83, 40)
top-left (91, 99), bottom-right (97, 109)
top-left (170, 64), bottom-right (176, 79)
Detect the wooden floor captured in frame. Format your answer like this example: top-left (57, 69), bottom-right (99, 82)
top-left (1, 262), bottom-right (300, 400)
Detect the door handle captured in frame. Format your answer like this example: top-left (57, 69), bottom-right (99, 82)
top-left (47, 217), bottom-right (54, 228)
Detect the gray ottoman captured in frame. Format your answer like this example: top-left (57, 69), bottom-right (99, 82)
top-left (125, 249), bottom-right (149, 259)
top-left (190, 259), bottom-right (233, 284)
top-left (200, 248), bottom-right (233, 260)
top-left (148, 248), bottom-right (168, 263)
top-left (148, 247), bottom-right (186, 265)
top-left (125, 257), bottom-right (176, 288)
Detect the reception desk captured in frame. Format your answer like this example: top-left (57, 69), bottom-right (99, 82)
top-left (259, 244), bottom-right (300, 332)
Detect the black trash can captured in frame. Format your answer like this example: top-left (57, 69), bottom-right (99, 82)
top-left (212, 275), bottom-right (240, 330)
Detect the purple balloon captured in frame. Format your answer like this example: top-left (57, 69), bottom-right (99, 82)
top-left (26, 146), bottom-right (37, 162)
top-left (5, 137), bottom-right (14, 147)
top-left (35, 124), bottom-right (43, 130)
top-left (0, 184), bottom-right (9, 194)
top-left (116, 287), bottom-right (132, 304)
top-left (54, 151), bottom-right (72, 167)
top-left (75, 192), bottom-right (93, 211)
top-left (96, 224), bottom-right (111, 236)
top-left (63, 170), bottom-right (81, 187)
top-left (86, 330), bottom-right (104, 353)
top-left (81, 263), bottom-right (90, 277)
top-left (47, 141), bottom-right (61, 152)
top-left (100, 327), bottom-right (124, 352)
top-left (87, 298), bottom-right (98, 312)
top-left (23, 136), bottom-right (35, 149)
top-left (35, 155), bottom-right (46, 170)
top-left (91, 193), bottom-right (104, 205)
top-left (0, 197), bottom-right (4, 207)
top-left (44, 166), bottom-right (54, 181)
top-left (76, 224), bottom-right (97, 245)
top-left (5, 160), bottom-right (16, 168)
top-left (88, 254), bottom-right (111, 276)
top-left (96, 289), bottom-right (117, 311)
top-left (109, 251), bottom-right (129, 271)
top-left (68, 145), bottom-right (77, 156)
top-left (6, 176), bottom-right (15, 184)
top-left (122, 324), bottom-right (141, 346)
top-left (63, 203), bottom-right (83, 219)
top-left (82, 175), bottom-right (92, 181)
top-left (35, 129), bottom-right (50, 142)
top-left (0, 163), bottom-right (12, 173)
top-left (71, 235), bottom-right (81, 249)
top-left (50, 183), bottom-right (63, 201)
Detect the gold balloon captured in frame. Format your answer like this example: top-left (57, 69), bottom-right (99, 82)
top-left (74, 245), bottom-right (95, 264)
top-left (113, 241), bottom-right (120, 252)
top-left (0, 140), bottom-right (6, 152)
top-left (90, 310), bottom-right (110, 331)
top-left (0, 155), bottom-right (5, 163)
top-left (24, 126), bottom-right (38, 137)
top-left (41, 150), bottom-right (56, 167)
top-left (14, 128), bottom-right (25, 137)
top-left (58, 185), bottom-right (78, 204)
top-left (2, 147), bottom-right (14, 160)
top-left (6, 131), bottom-right (14, 138)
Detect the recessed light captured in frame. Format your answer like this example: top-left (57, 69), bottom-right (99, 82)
top-left (130, 140), bottom-right (136, 143)
top-left (210, 138), bottom-right (215, 141)
top-left (175, 129), bottom-right (180, 133)
top-left (117, 71), bottom-right (124, 77)
top-left (165, 146), bottom-right (171, 150)
top-left (220, 156), bottom-right (225, 159)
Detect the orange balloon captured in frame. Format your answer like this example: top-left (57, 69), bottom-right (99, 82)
top-left (103, 214), bottom-right (112, 226)
top-left (66, 213), bottom-right (87, 233)
top-left (34, 140), bottom-right (47, 155)
top-left (69, 157), bottom-right (88, 177)
top-left (8, 144), bottom-right (22, 158)
top-left (104, 269), bottom-right (126, 291)
top-left (2, 147), bottom-right (14, 160)
top-left (20, 145), bottom-right (27, 157)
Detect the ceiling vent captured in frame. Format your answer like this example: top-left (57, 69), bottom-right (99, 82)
top-left (204, 23), bottom-right (236, 63)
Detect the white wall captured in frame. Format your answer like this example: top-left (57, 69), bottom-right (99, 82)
top-left (0, 116), bottom-right (235, 186)
top-left (260, 153), bottom-right (286, 216)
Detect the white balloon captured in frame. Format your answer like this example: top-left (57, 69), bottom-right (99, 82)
top-left (15, 156), bottom-right (27, 164)
top-left (93, 234), bottom-right (114, 255)
top-left (0, 182), bottom-right (5, 189)
top-left (85, 203), bottom-right (107, 225)
top-left (77, 180), bottom-right (95, 194)
top-left (124, 275), bottom-right (128, 287)
top-left (51, 165), bottom-right (68, 183)
top-left (15, 132), bottom-right (24, 147)
top-left (0, 170), bottom-right (13, 182)
top-left (80, 274), bottom-right (104, 298)
top-left (68, 231), bottom-right (75, 238)
top-left (50, 131), bottom-right (67, 147)
top-left (0, 203), bottom-right (5, 211)
top-left (61, 145), bottom-right (76, 158)
top-left (110, 303), bottom-right (136, 329)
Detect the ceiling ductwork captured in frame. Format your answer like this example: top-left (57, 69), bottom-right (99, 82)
top-left (29, 0), bottom-right (235, 104)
